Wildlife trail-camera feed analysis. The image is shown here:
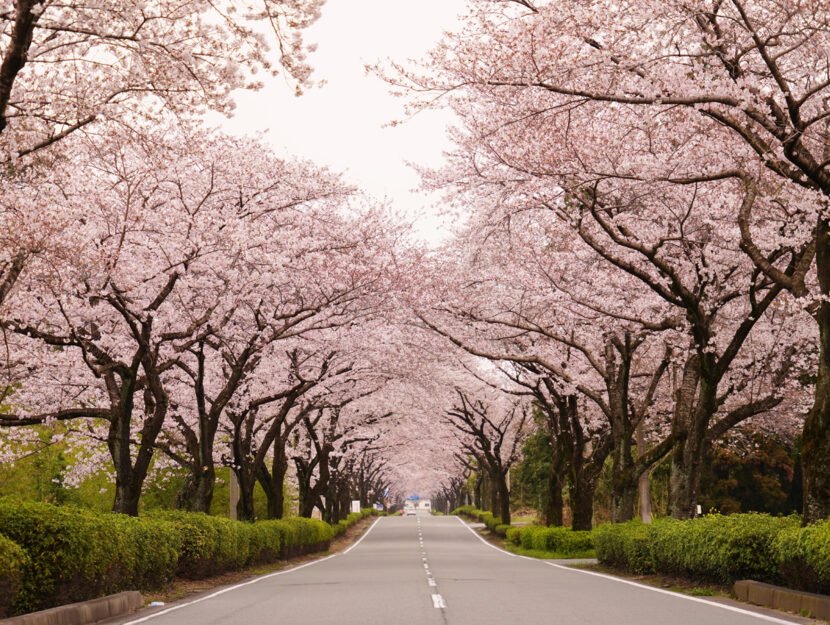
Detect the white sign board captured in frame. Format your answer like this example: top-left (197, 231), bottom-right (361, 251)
top-left (351, 500), bottom-right (361, 514)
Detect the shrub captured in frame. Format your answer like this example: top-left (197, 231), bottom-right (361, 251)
top-left (277, 517), bottom-right (333, 558)
top-left (0, 534), bottom-right (26, 618)
top-left (505, 527), bottom-right (523, 546)
top-left (0, 500), bottom-right (180, 614)
top-left (775, 520), bottom-right (830, 594)
top-left (0, 499), bottom-right (345, 616)
top-left (494, 524), bottom-right (511, 537)
top-left (594, 521), bottom-right (653, 574)
top-left (649, 513), bottom-right (797, 584)
top-left (451, 505), bottom-right (476, 516)
top-left (534, 527), bottom-right (594, 554)
top-left (150, 511), bottom-right (252, 577)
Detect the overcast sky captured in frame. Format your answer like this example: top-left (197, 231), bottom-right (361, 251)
top-left (210, 0), bottom-right (468, 244)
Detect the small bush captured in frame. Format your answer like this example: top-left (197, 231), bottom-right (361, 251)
top-left (776, 520), bottom-right (830, 594)
top-left (594, 521), bottom-right (653, 574)
top-left (451, 505), bottom-right (476, 516)
top-left (505, 527), bottom-right (523, 546)
top-left (0, 499), bottom-right (346, 617)
top-left (649, 513), bottom-right (797, 584)
top-left (0, 534), bottom-right (27, 618)
top-left (150, 511), bottom-right (251, 578)
top-left (597, 514), bottom-right (801, 586)
top-left (494, 524), bottom-right (510, 537)
top-left (0, 500), bottom-right (180, 614)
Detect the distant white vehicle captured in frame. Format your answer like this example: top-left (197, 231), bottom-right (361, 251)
top-left (405, 507), bottom-right (416, 516)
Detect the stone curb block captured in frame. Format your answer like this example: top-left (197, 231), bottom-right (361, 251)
top-left (0, 591), bottom-right (143, 625)
top-left (734, 580), bottom-right (830, 620)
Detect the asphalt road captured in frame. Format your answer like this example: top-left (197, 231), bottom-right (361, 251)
top-left (111, 513), bottom-right (807, 625)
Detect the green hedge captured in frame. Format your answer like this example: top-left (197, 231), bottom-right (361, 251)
top-left (149, 511), bottom-right (292, 578)
top-left (595, 514), bottom-right (810, 587)
top-left (0, 534), bottom-right (27, 618)
top-left (505, 525), bottom-right (594, 555)
top-left (0, 499), bottom-right (385, 616)
top-left (451, 506), bottom-right (501, 531)
top-left (452, 506), bottom-right (593, 556)
top-left (0, 500), bottom-right (181, 614)
top-left (594, 520), bottom-right (653, 574)
top-left (330, 508), bottom-right (381, 538)
top-left (775, 521), bottom-right (830, 594)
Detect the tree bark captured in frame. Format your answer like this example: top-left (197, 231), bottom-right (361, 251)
top-left (610, 441), bottom-right (637, 523)
top-left (636, 421), bottom-right (652, 523)
top-left (804, 217), bottom-right (830, 525)
top-left (497, 471), bottom-right (511, 525)
top-left (544, 467), bottom-right (564, 526)
top-left (569, 473), bottom-right (596, 531)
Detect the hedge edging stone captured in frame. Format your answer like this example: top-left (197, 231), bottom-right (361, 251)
top-left (734, 580), bottom-right (830, 620)
top-left (0, 590), bottom-right (142, 625)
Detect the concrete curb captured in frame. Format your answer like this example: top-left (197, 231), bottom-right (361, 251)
top-left (734, 580), bottom-right (830, 619)
top-left (0, 591), bottom-right (143, 625)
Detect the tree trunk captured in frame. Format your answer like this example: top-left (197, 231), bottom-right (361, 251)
top-left (544, 465), bottom-right (564, 526)
top-left (610, 442), bottom-right (637, 523)
top-left (668, 352), bottom-right (703, 520)
top-left (112, 481), bottom-right (141, 517)
top-left (110, 382), bottom-right (140, 516)
top-left (489, 471), bottom-right (499, 517)
top-left (636, 421), bottom-right (652, 523)
top-left (231, 435), bottom-right (256, 521)
top-left (497, 471), bottom-right (511, 526)
top-left (473, 473), bottom-right (483, 509)
top-left (804, 217), bottom-right (830, 525)
top-left (190, 467), bottom-right (215, 514)
top-left (257, 438), bottom-right (288, 519)
top-left (569, 473), bottom-right (596, 531)
top-left (236, 474), bottom-right (256, 522)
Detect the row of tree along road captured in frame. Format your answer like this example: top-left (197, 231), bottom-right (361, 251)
top-left (2, 0), bottom-right (830, 540)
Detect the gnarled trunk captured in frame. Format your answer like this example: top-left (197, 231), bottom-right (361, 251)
top-left (804, 218), bottom-right (830, 525)
top-left (544, 467), bottom-right (564, 527)
top-left (610, 442), bottom-right (637, 523)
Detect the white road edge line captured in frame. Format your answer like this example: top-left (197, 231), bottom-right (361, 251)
top-left (343, 516), bottom-right (383, 554)
top-left (543, 562), bottom-right (799, 625)
top-left (453, 516), bottom-right (798, 625)
top-left (431, 594), bottom-right (446, 609)
top-left (123, 516), bottom-right (384, 624)
top-left (454, 516), bottom-right (516, 557)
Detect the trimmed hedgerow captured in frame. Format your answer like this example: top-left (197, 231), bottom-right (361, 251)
top-left (505, 525), bottom-right (593, 555)
top-left (150, 511), bottom-right (253, 577)
top-left (649, 513), bottom-right (797, 584)
top-left (454, 506), bottom-right (592, 556)
top-left (596, 514), bottom-right (803, 586)
top-left (452, 506), bottom-right (501, 531)
top-left (330, 507), bottom-right (384, 538)
top-left (775, 520), bottom-right (830, 594)
top-left (505, 526), bottom-right (523, 546)
top-left (593, 520), bottom-right (654, 574)
top-left (0, 498), bottom-right (380, 616)
top-left (451, 505), bottom-right (476, 516)
top-left (0, 500), bottom-right (181, 614)
top-left (0, 534), bottom-right (27, 618)
top-left (494, 524), bottom-right (511, 537)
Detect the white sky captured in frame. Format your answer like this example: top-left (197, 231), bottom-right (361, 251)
top-left (210, 0), bottom-right (469, 245)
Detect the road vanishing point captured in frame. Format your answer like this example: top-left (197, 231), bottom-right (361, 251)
top-left (110, 514), bottom-right (807, 625)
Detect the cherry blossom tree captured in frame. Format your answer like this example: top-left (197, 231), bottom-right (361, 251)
top-left (397, 0), bottom-right (829, 522)
top-left (445, 389), bottom-right (528, 525)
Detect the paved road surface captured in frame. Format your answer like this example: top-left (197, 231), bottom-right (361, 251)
top-left (111, 514), bottom-right (807, 625)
